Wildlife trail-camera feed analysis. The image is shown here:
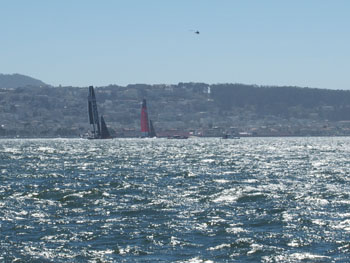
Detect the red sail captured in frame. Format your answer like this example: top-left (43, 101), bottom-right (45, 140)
top-left (140, 99), bottom-right (149, 137)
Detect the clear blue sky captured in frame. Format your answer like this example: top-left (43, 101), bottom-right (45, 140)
top-left (1, 0), bottom-right (350, 89)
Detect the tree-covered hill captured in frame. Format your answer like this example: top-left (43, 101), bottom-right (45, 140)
top-left (210, 84), bottom-right (350, 121)
top-left (0, 73), bottom-right (48, 89)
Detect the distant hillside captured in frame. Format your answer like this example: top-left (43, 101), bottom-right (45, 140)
top-left (1, 82), bottom-right (350, 137)
top-left (0, 73), bottom-right (47, 89)
top-left (210, 84), bottom-right (350, 121)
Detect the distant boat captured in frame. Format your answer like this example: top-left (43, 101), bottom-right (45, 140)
top-left (141, 99), bottom-right (157, 138)
top-left (167, 135), bottom-right (188, 139)
top-left (222, 133), bottom-right (240, 139)
top-left (87, 86), bottom-right (111, 139)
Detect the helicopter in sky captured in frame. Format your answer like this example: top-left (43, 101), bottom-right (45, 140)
top-left (190, 29), bottom-right (200, 35)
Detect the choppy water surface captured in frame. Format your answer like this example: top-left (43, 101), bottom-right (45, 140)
top-left (1, 137), bottom-right (350, 262)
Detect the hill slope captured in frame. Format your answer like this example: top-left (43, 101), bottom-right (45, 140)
top-left (0, 73), bottom-right (47, 89)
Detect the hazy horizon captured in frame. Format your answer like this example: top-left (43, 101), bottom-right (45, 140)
top-left (1, 0), bottom-right (350, 90)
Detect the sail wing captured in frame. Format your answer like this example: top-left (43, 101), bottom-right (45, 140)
top-left (88, 86), bottom-right (101, 138)
top-left (100, 116), bottom-right (110, 139)
top-left (149, 120), bottom-right (156, 137)
top-left (88, 101), bottom-right (94, 124)
top-left (140, 99), bottom-right (149, 137)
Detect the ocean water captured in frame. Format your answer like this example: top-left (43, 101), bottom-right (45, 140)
top-left (1, 137), bottom-right (350, 262)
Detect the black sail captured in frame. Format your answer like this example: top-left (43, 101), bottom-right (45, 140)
top-left (149, 120), bottom-right (156, 138)
top-left (88, 101), bottom-right (94, 124)
top-left (100, 115), bottom-right (110, 139)
top-left (88, 86), bottom-right (101, 138)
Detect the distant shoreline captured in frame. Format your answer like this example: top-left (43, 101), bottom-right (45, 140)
top-left (1, 135), bottom-right (350, 139)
